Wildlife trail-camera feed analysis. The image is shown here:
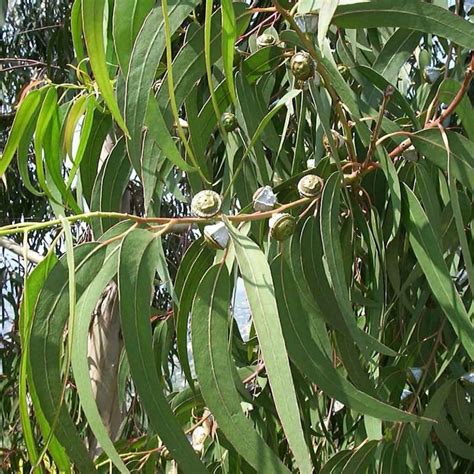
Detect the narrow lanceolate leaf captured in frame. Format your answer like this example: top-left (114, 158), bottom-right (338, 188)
top-left (118, 229), bottom-right (207, 473)
top-left (71, 246), bottom-right (128, 473)
top-left (222, 0), bottom-right (237, 103)
top-left (19, 251), bottom-right (66, 470)
top-left (318, 0), bottom-right (339, 50)
top-left (272, 255), bottom-right (421, 423)
top-left (29, 244), bottom-right (104, 472)
top-left (372, 29), bottom-right (422, 84)
top-left (320, 173), bottom-right (397, 358)
top-left (411, 129), bottom-right (474, 192)
top-left (113, 0), bottom-right (155, 73)
top-left (174, 239), bottom-right (213, 389)
top-left (192, 265), bottom-right (290, 473)
top-left (332, 0), bottom-right (474, 50)
top-left (124, 1), bottom-right (200, 169)
top-left (81, 0), bottom-right (128, 135)
top-left (145, 95), bottom-right (196, 172)
top-left (224, 218), bottom-right (312, 474)
top-left (0, 89), bottom-right (43, 177)
top-left (403, 186), bottom-right (474, 360)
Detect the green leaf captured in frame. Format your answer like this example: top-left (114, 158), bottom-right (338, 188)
top-left (20, 251), bottom-right (68, 471)
top-left (225, 218), bottom-right (312, 474)
top-left (29, 243), bottom-right (104, 472)
top-left (320, 172), bottom-right (397, 358)
top-left (81, 0), bottom-right (128, 135)
top-left (113, 0), bottom-right (155, 74)
top-left (318, 0), bottom-right (339, 50)
top-left (174, 239), bottom-right (213, 389)
top-left (403, 185), bottom-right (474, 360)
top-left (145, 94), bottom-right (196, 172)
top-left (124, 0), bottom-right (200, 169)
top-left (0, 89), bottom-right (43, 178)
top-left (222, 0), bottom-right (237, 103)
top-left (332, 0), bottom-right (474, 50)
top-left (340, 440), bottom-right (379, 473)
top-left (411, 129), bottom-right (474, 192)
top-left (438, 78), bottom-right (474, 140)
top-left (118, 229), bottom-right (207, 473)
top-left (272, 254), bottom-right (421, 423)
top-left (71, 246), bottom-right (128, 473)
top-left (192, 264), bottom-right (290, 473)
top-left (372, 29), bottom-right (422, 84)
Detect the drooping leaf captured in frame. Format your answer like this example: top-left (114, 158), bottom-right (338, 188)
top-left (192, 264), bottom-right (290, 473)
top-left (403, 186), bottom-right (474, 360)
top-left (118, 229), bottom-right (207, 473)
top-left (225, 218), bottom-right (312, 474)
top-left (332, 0), bottom-right (474, 50)
top-left (81, 0), bottom-right (128, 135)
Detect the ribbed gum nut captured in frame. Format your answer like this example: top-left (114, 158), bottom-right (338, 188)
top-left (269, 213), bottom-right (296, 241)
top-left (191, 190), bottom-right (222, 218)
top-left (256, 33), bottom-right (276, 48)
top-left (203, 222), bottom-right (229, 250)
top-left (221, 112), bottom-right (238, 132)
top-left (290, 51), bottom-right (314, 82)
top-left (298, 174), bottom-right (323, 198)
top-left (253, 186), bottom-right (277, 212)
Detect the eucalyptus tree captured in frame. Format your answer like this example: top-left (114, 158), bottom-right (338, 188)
top-left (1, 0), bottom-right (474, 472)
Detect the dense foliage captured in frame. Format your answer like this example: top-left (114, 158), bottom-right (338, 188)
top-left (1, 0), bottom-right (474, 472)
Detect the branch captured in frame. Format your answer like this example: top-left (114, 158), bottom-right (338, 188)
top-left (0, 237), bottom-right (43, 264)
top-left (388, 53), bottom-right (474, 159)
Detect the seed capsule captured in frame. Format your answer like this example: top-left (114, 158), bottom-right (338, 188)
top-left (423, 66), bottom-right (442, 84)
top-left (460, 371), bottom-right (474, 387)
top-left (252, 186), bottom-right (277, 212)
top-left (294, 13), bottom-right (319, 33)
top-left (408, 367), bottom-right (423, 384)
top-left (191, 190), bottom-right (222, 218)
top-left (203, 223), bottom-right (229, 250)
top-left (323, 130), bottom-right (345, 152)
top-left (290, 51), bottom-right (314, 82)
top-left (256, 33), bottom-right (276, 48)
top-left (298, 174), bottom-right (324, 198)
top-left (269, 213), bottom-right (296, 241)
top-left (221, 112), bottom-right (238, 132)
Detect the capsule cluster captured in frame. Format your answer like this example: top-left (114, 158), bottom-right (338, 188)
top-left (191, 173), bottom-right (324, 249)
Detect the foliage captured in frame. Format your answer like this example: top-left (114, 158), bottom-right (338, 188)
top-left (1, 0), bottom-right (474, 472)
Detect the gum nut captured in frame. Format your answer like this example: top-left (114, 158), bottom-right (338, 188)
top-left (408, 367), bottom-right (423, 384)
top-left (290, 51), bottom-right (314, 81)
top-left (294, 13), bottom-right (319, 33)
top-left (192, 426), bottom-right (208, 452)
top-left (460, 371), bottom-right (474, 387)
top-left (307, 158), bottom-right (316, 169)
top-left (402, 145), bottom-right (418, 162)
top-left (252, 186), bottom-right (277, 212)
top-left (256, 33), bottom-right (276, 48)
top-left (400, 389), bottom-right (413, 401)
top-left (424, 66), bottom-right (442, 84)
top-left (221, 112), bottom-right (238, 132)
top-left (191, 190), bottom-right (222, 218)
top-left (269, 213), bottom-right (296, 241)
top-left (203, 223), bottom-right (230, 250)
top-left (298, 174), bottom-right (323, 198)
